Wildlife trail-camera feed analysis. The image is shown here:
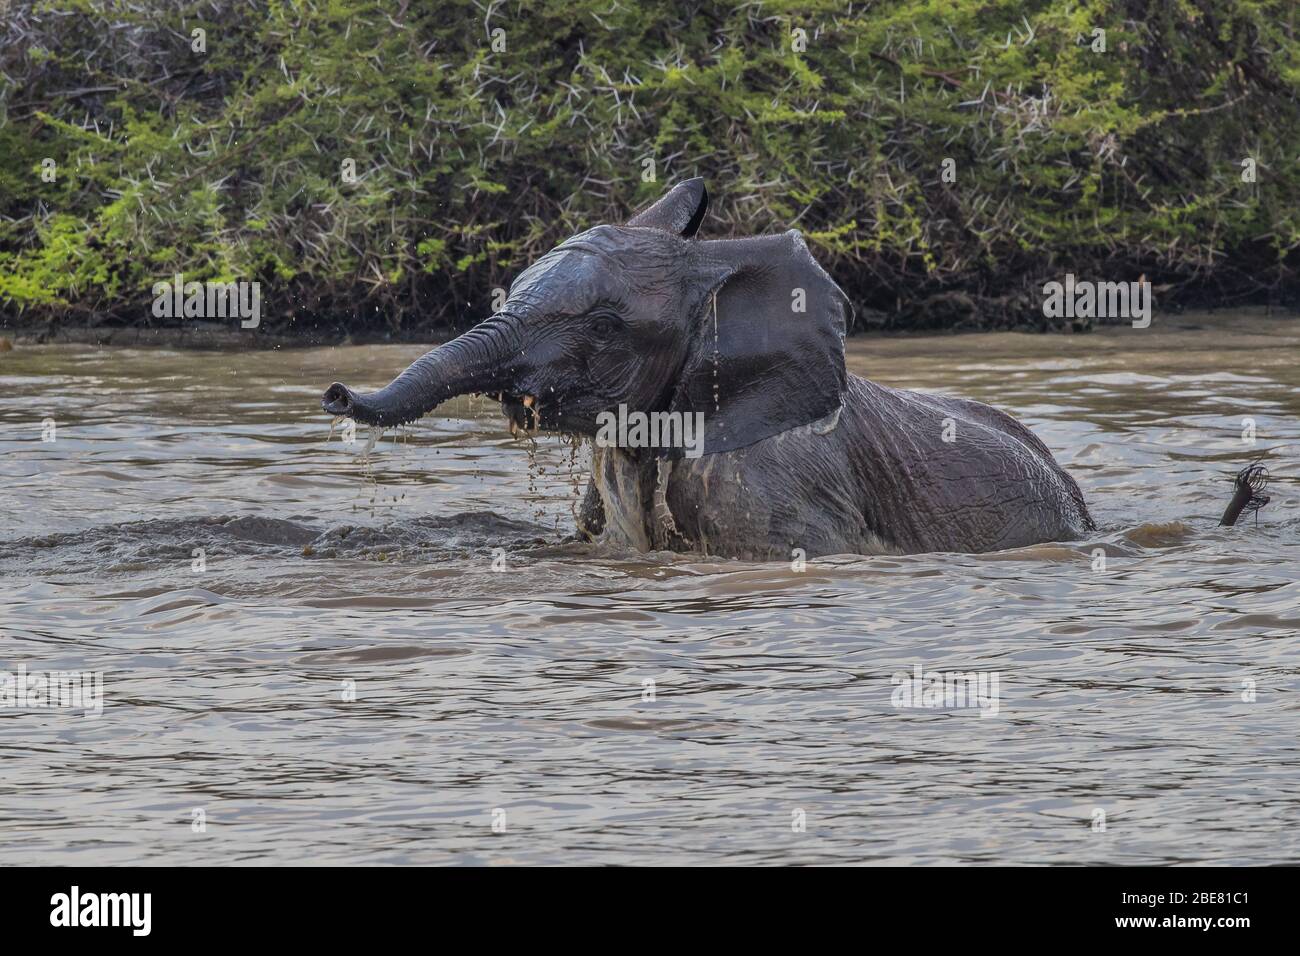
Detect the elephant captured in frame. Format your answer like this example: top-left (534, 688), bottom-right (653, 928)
top-left (322, 178), bottom-right (1094, 559)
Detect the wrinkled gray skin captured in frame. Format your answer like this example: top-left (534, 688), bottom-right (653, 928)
top-left (323, 179), bottom-right (1093, 558)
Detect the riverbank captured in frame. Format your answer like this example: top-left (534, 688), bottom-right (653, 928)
top-left (4, 3), bottom-right (1298, 344)
top-left (2, 305), bottom-right (1295, 351)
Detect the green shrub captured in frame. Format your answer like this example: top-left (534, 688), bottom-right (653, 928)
top-left (1, 0), bottom-right (1296, 332)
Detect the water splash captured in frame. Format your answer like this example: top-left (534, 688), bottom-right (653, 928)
top-left (711, 289), bottom-right (720, 412)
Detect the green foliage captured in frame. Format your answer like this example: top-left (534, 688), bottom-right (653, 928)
top-left (1, 0), bottom-right (1297, 331)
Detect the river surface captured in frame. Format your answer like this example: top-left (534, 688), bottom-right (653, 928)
top-left (1, 312), bottom-right (1297, 865)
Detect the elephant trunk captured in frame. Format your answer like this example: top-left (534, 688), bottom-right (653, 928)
top-left (321, 319), bottom-right (518, 427)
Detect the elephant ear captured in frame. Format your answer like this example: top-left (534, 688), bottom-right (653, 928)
top-left (665, 231), bottom-right (850, 459)
top-left (627, 177), bottom-right (708, 237)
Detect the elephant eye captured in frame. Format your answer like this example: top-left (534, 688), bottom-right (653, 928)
top-left (590, 313), bottom-right (621, 337)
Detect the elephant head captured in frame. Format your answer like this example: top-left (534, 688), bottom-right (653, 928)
top-left (321, 178), bottom-right (850, 458)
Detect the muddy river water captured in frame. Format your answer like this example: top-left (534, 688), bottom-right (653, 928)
top-left (1, 312), bottom-right (1297, 864)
